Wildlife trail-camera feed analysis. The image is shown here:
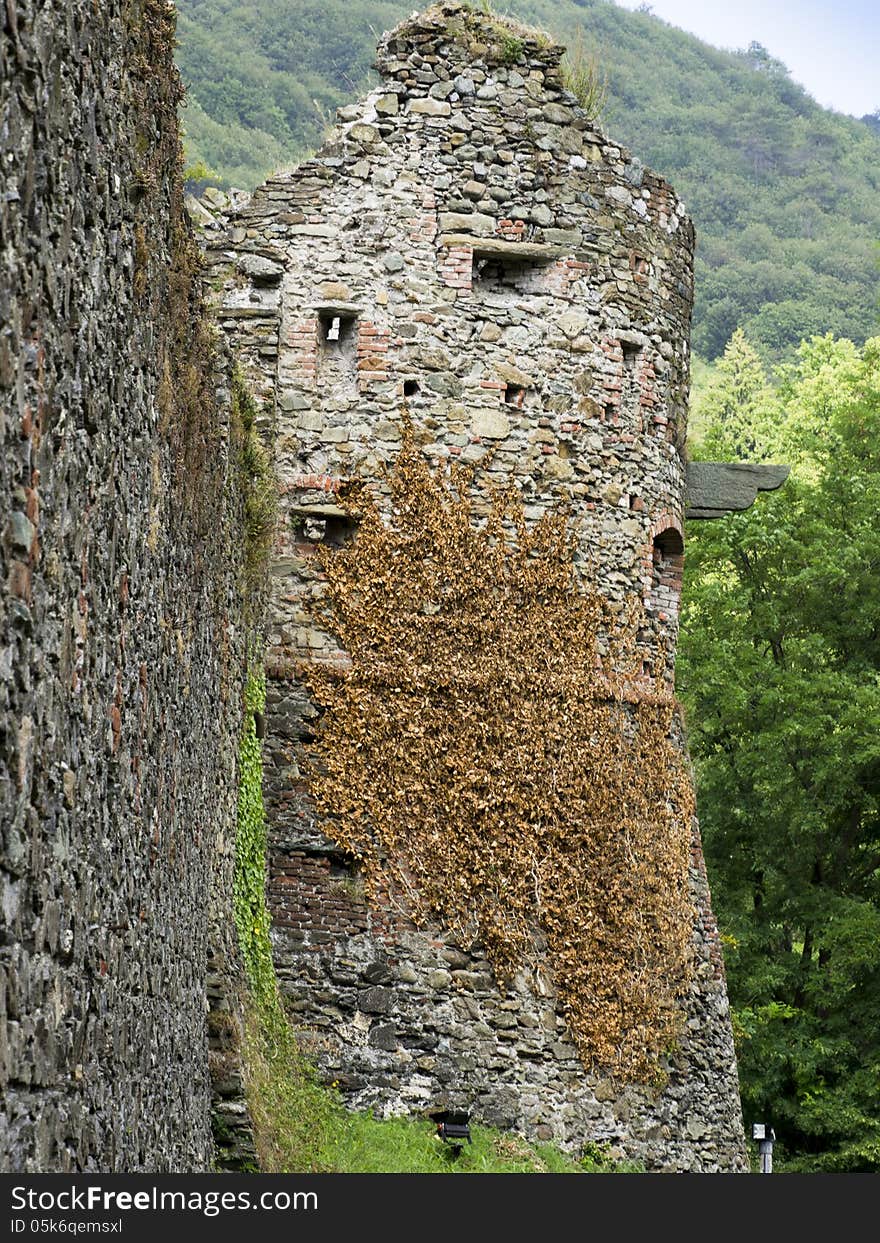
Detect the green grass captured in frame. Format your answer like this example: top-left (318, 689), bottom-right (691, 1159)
top-left (331, 1113), bottom-right (589, 1173)
top-left (246, 1034), bottom-right (642, 1173)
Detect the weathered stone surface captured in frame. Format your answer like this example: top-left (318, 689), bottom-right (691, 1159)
top-left (348, 123), bottom-right (381, 145)
top-left (438, 211), bottom-right (496, 236)
top-left (543, 228), bottom-right (583, 247)
top-left (543, 102), bottom-right (572, 125)
top-left (686, 462), bottom-right (790, 519)
top-left (471, 409), bottom-right (511, 439)
top-left (441, 236), bottom-right (568, 261)
top-left (1, 0), bottom-right (251, 1173)
top-left (408, 97), bottom-right (452, 117)
top-left (237, 253), bottom-right (284, 284)
top-left (557, 311), bottom-right (592, 338)
top-left (320, 281), bottom-right (354, 302)
top-left (358, 987), bottom-right (394, 1015)
top-left (495, 362), bottom-right (535, 389)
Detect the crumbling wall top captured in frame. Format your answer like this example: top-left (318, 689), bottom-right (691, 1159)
top-left (377, 1), bottom-right (566, 76)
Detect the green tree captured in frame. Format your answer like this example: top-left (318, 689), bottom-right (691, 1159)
top-left (691, 329), bottom-right (778, 459)
top-left (679, 335), bottom-right (880, 1170)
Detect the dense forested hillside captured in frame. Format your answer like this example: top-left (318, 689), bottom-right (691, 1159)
top-left (174, 0), bottom-right (880, 360)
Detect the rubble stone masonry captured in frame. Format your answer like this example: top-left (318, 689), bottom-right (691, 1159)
top-left (204, 0), bottom-right (747, 1171)
top-left (1, 1), bottom-right (248, 1171)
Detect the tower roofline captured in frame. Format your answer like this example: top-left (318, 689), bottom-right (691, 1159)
top-left (378, 1), bottom-right (565, 71)
top-left (371, 1), bottom-right (686, 223)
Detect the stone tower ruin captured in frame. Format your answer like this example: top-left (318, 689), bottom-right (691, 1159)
top-left (206, 1), bottom-right (749, 1171)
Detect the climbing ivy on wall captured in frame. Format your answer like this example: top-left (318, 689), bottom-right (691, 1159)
top-left (234, 668), bottom-right (276, 1007)
top-left (234, 664), bottom-right (343, 1171)
top-left (307, 431), bottom-right (697, 1081)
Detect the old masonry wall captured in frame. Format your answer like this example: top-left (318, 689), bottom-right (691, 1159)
top-left (204, 1), bottom-right (748, 1172)
top-left (1, 1), bottom-right (251, 1171)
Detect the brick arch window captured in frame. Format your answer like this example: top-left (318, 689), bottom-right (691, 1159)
top-left (649, 520), bottom-right (684, 620)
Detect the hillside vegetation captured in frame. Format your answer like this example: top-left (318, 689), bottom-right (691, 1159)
top-left (174, 0), bottom-right (880, 360)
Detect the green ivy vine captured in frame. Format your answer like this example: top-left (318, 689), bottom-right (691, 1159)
top-left (234, 666), bottom-right (276, 1007)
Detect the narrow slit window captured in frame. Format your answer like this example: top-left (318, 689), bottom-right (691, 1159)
top-left (650, 526), bottom-right (684, 617)
top-left (316, 306), bottom-right (360, 381)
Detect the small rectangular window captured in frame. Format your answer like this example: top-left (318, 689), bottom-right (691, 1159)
top-left (319, 310), bottom-right (357, 350)
top-left (291, 505), bottom-right (358, 548)
top-left (504, 384), bottom-right (526, 407)
top-left (621, 340), bottom-right (642, 370)
top-left (474, 256), bottom-right (534, 290)
top-left (630, 254), bottom-right (650, 280)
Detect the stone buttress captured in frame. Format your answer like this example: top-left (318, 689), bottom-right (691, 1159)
top-left (205, 1), bottom-right (748, 1172)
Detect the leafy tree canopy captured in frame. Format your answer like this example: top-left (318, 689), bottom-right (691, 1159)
top-left (679, 334), bottom-right (880, 1170)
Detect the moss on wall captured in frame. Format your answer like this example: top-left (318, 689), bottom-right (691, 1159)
top-left (235, 669), bottom-right (277, 1006)
top-left (231, 374), bottom-right (277, 602)
top-left (233, 666), bottom-right (338, 1170)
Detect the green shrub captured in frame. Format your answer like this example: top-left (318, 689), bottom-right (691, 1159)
top-left (562, 29), bottom-right (608, 121)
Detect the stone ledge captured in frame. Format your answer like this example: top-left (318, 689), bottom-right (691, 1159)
top-left (686, 462), bottom-right (790, 519)
top-left (438, 235), bottom-right (571, 261)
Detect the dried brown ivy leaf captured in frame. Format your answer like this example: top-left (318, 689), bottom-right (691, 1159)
top-left (305, 427), bottom-right (695, 1081)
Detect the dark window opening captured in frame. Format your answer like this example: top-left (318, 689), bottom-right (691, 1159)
top-left (327, 853), bottom-right (360, 880)
top-left (296, 514), bottom-right (327, 542)
top-left (621, 340), bottom-right (642, 370)
top-left (504, 384), bottom-right (526, 408)
top-left (324, 514), bottom-right (358, 548)
top-left (653, 527), bottom-right (684, 560)
top-left (651, 526), bottom-right (684, 612)
top-left (319, 310), bottom-right (357, 350)
top-left (292, 508), bottom-right (359, 547)
top-left (631, 254), bottom-right (649, 279)
top-left (316, 307), bottom-right (360, 382)
top-left (403, 379), bottom-right (420, 397)
top-left (473, 256), bottom-right (534, 290)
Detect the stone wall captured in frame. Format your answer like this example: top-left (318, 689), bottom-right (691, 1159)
top-left (268, 818), bottom-right (740, 1171)
top-left (205, 1), bottom-right (748, 1171)
top-left (1, 0), bottom-right (249, 1171)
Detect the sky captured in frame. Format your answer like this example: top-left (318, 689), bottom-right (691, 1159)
top-left (614, 0), bottom-right (878, 117)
